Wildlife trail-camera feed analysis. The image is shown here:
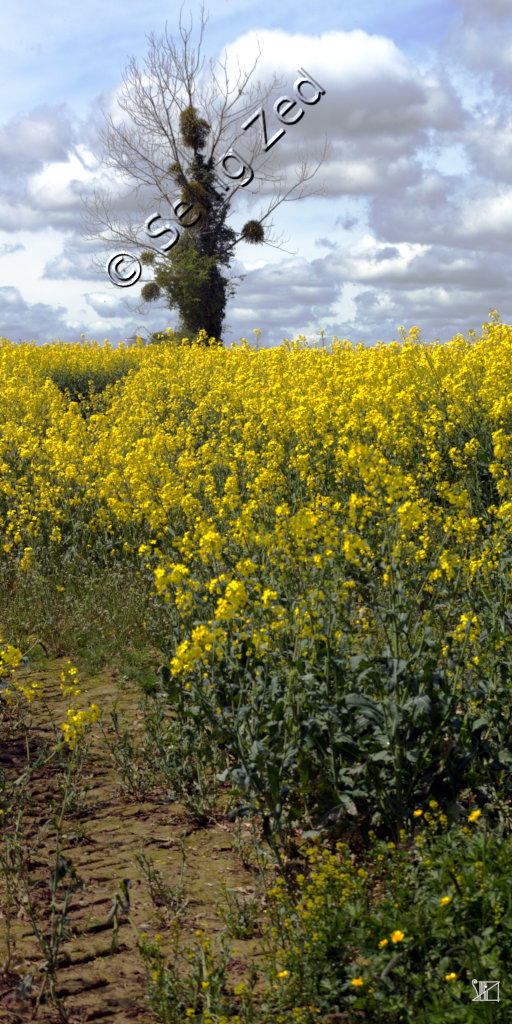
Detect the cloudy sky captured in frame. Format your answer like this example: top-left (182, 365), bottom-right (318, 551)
top-left (1, 0), bottom-right (512, 350)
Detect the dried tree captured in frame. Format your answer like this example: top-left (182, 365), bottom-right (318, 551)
top-left (81, 2), bottom-right (329, 344)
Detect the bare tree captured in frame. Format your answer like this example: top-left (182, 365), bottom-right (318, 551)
top-left (80, 2), bottom-right (330, 343)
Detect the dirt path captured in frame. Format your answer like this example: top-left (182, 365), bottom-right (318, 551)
top-left (0, 657), bottom-right (262, 1022)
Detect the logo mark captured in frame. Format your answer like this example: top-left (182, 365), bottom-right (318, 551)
top-left (106, 253), bottom-right (142, 287)
top-left (472, 980), bottom-right (500, 1001)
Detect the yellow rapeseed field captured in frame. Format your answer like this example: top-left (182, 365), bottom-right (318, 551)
top-left (2, 314), bottom-right (512, 825)
top-left (3, 316), bottom-right (512, 1021)
top-left (1, 316), bottom-right (510, 683)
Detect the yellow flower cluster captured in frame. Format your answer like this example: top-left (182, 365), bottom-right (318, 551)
top-left (0, 634), bottom-right (23, 671)
top-left (214, 579), bottom-right (249, 622)
top-left (59, 662), bottom-right (100, 750)
top-left (269, 845), bottom-right (359, 954)
top-left (0, 631), bottom-right (41, 704)
top-left (170, 623), bottom-right (223, 676)
top-left (61, 704), bottom-right (100, 750)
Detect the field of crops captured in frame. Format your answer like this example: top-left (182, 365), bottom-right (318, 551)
top-left (1, 315), bottom-right (512, 1022)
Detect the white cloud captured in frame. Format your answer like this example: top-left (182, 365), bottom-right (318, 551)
top-left (0, 105), bottom-right (75, 175)
top-left (2, 4), bottom-right (512, 347)
top-left (85, 290), bottom-right (136, 317)
top-left (457, 187), bottom-right (512, 238)
top-left (27, 153), bottom-right (90, 210)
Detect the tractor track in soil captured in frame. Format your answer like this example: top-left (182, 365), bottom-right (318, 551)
top-left (0, 657), bottom-right (263, 1023)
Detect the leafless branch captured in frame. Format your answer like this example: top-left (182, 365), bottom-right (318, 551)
top-left (81, 1), bottom-right (330, 307)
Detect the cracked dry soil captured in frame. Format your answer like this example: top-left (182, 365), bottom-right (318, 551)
top-left (0, 658), bottom-right (264, 1023)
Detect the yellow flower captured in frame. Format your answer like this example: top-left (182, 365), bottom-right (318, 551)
top-left (378, 939), bottom-right (389, 948)
top-left (277, 970), bottom-right (289, 979)
top-left (351, 977), bottom-right (364, 986)
top-left (445, 973), bottom-right (457, 981)
top-left (440, 896), bottom-right (452, 905)
top-left (413, 809), bottom-right (423, 817)
top-left (390, 930), bottom-right (405, 943)
top-left (468, 809), bottom-right (481, 822)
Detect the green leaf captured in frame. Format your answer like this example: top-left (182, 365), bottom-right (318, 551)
top-left (50, 854), bottom-right (70, 891)
top-left (339, 793), bottom-right (358, 815)
top-left (472, 716), bottom-right (489, 732)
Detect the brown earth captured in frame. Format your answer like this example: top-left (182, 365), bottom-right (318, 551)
top-left (0, 656), bottom-right (268, 1023)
